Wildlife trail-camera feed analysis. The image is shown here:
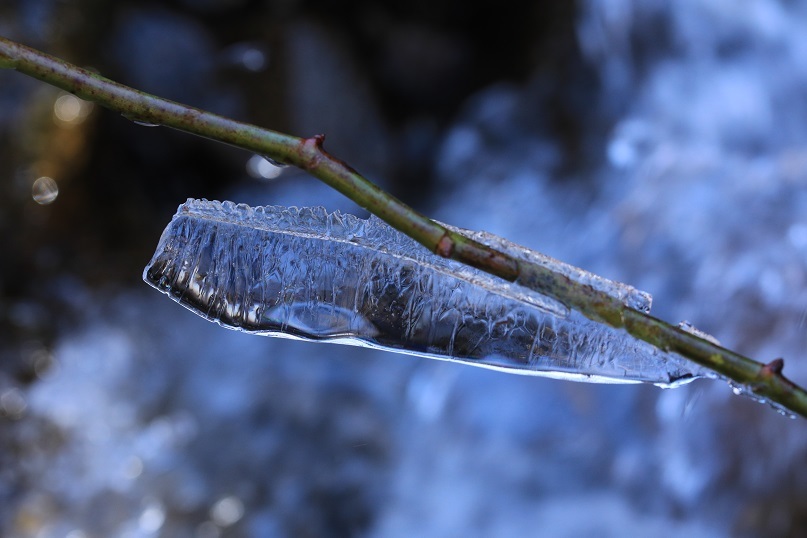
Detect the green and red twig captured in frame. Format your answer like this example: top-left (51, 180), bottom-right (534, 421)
top-left (2, 35), bottom-right (806, 418)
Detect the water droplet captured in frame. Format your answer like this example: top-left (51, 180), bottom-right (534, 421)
top-left (31, 176), bottom-right (59, 205)
top-left (261, 154), bottom-right (288, 168)
top-left (726, 380), bottom-right (799, 418)
top-left (210, 496), bottom-right (244, 527)
top-left (775, 407), bottom-right (798, 420)
top-left (246, 154), bottom-right (285, 180)
top-left (122, 113), bottom-right (160, 127)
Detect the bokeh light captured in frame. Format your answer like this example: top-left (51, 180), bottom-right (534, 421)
top-left (53, 93), bottom-right (93, 126)
top-left (31, 176), bottom-right (59, 205)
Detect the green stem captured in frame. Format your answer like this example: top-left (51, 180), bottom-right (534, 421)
top-left (3, 35), bottom-right (806, 418)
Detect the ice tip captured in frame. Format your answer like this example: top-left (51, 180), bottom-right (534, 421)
top-left (629, 290), bottom-right (653, 313)
top-left (142, 229), bottom-right (177, 292)
top-left (142, 255), bottom-right (166, 292)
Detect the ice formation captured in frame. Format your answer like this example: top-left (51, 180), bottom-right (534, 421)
top-left (144, 199), bottom-right (705, 386)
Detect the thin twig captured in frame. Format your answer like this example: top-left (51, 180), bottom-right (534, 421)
top-left (2, 35), bottom-right (806, 418)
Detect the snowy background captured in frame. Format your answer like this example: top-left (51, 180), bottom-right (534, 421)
top-left (2, 1), bottom-right (807, 536)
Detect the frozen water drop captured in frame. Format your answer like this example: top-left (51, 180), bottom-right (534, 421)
top-left (726, 380), bottom-right (798, 418)
top-left (31, 176), bottom-right (59, 205)
top-left (677, 320), bottom-right (720, 345)
top-left (775, 407), bottom-right (798, 420)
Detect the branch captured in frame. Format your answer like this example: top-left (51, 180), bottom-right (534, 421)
top-left (3, 35), bottom-right (806, 418)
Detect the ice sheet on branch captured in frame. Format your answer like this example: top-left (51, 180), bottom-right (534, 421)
top-left (144, 199), bottom-right (708, 386)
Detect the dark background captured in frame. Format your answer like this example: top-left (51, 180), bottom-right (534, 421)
top-left (2, 1), bottom-right (807, 536)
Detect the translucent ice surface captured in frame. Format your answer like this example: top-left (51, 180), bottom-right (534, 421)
top-left (144, 199), bottom-right (706, 386)
top-left (440, 223), bottom-right (653, 314)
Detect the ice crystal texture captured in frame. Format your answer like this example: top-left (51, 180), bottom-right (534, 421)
top-left (144, 199), bottom-right (704, 386)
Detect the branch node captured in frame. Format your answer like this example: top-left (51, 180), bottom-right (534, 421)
top-left (301, 134), bottom-right (327, 170)
top-left (304, 134), bottom-right (326, 149)
top-left (762, 357), bottom-right (785, 377)
top-left (435, 233), bottom-right (454, 258)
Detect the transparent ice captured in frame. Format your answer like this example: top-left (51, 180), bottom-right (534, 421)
top-left (144, 199), bottom-right (708, 386)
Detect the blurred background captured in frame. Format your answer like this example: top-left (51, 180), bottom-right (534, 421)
top-left (2, 0), bottom-right (807, 536)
